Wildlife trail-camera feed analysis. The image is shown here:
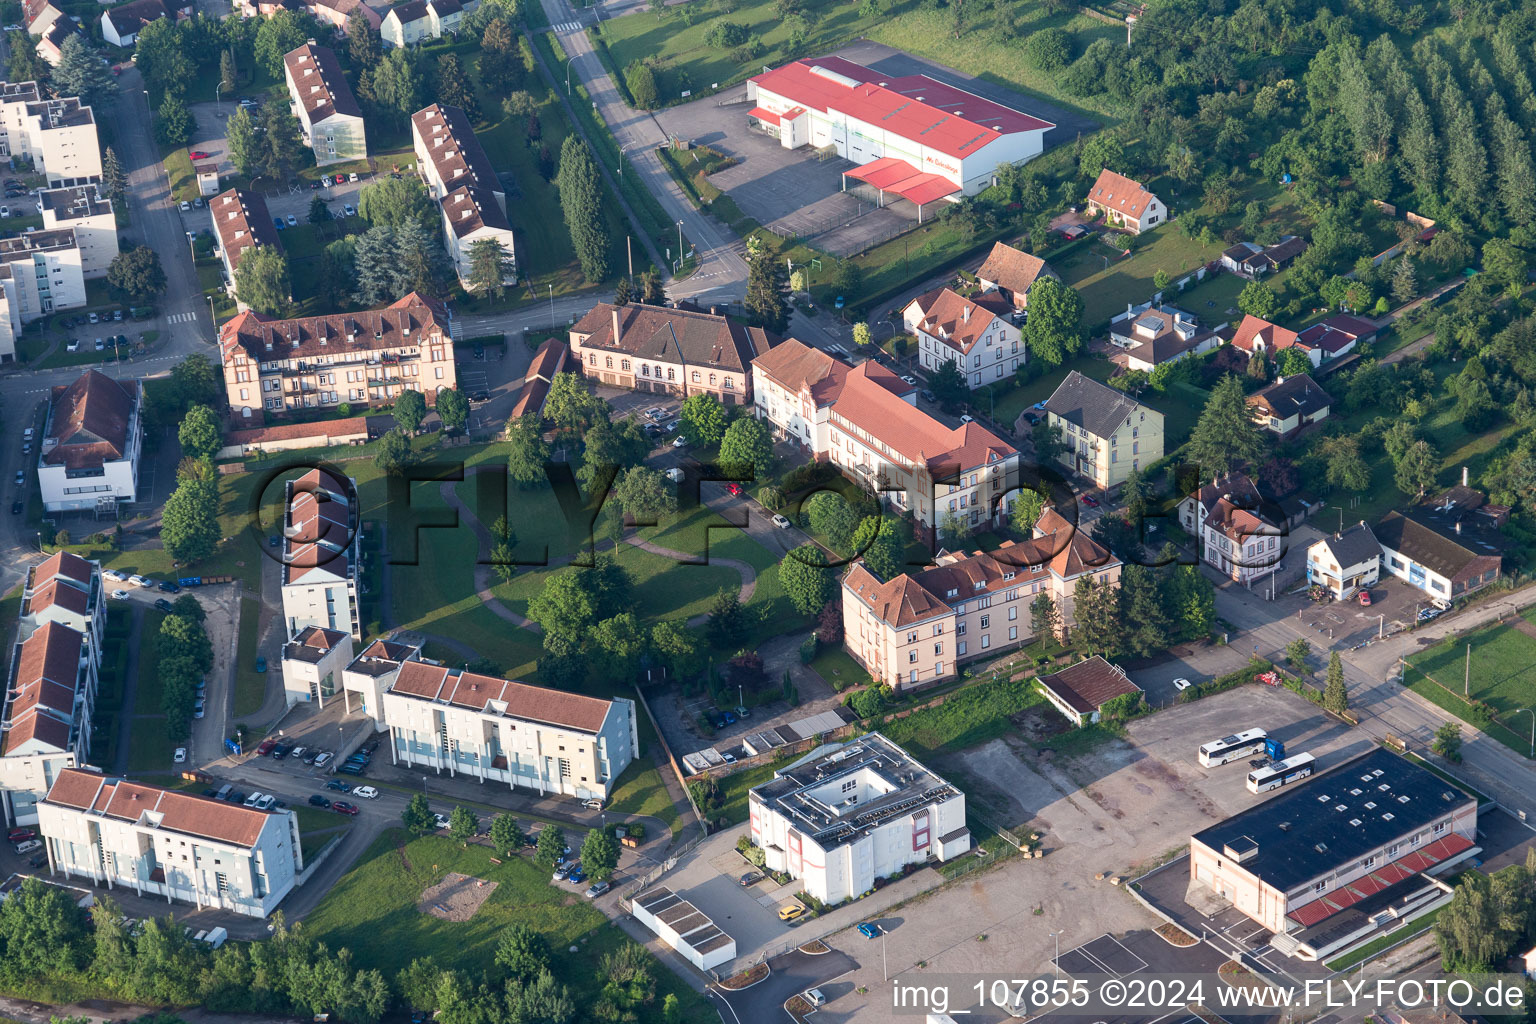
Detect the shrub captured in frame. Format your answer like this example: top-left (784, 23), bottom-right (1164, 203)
top-left (625, 60), bottom-right (658, 109)
top-left (1025, 27), bottom-right (1072, 71)
top-left (705, 19), bottom-right (747, 47)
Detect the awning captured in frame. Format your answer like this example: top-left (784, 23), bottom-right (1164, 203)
top-left (844, 156), bottom-right (959, 207)
top-left (1284, 833), bottom-right (1473, 928)
top-left (747, 106), bottom-right (779, 126)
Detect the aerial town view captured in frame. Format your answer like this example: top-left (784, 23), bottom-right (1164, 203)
top-left (0, 0), bottom-right (1532, 1020)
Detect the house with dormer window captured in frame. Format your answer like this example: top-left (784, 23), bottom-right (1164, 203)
top-left (1086, 169), bottom-right (1165, 234)
top-left (1041, 370), bottom-right (1164, 491)
top-left (903, 287), bottom-right (1021, 388)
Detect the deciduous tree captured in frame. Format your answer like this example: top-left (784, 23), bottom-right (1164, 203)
top-left (161, 480), bottom-right (219, 563)
top-left (581, 828), bottom-right (620, 880)
top-left (718, 417), bottom-right (772, 479)
top-left (1021, 277), bottom-right (1084, 366)
top-left (178, 405), bottom-right (221, 460)
top-left (233, 247), bottom-right (290, 317)
top-left (781, 543), bottom-right (833, 614)
top-left (489, 814), bottom-right (525, 855)
top-left (107, 247), bottom-right (167, 303)
top-left (679, 392), bottom-right (727, 446)
top-left (505, 415), bottom-right (550, 486)
top-left (401, 793), bottom-right (434, 835)
top-left (613, 465), bottom-right (675, 522)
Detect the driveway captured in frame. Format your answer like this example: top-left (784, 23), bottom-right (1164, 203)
top-left (711, 946), bottom-right (857, 1024)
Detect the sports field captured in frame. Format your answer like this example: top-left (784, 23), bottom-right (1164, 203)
top-left (1405, 609), bottom-right (1536, 755)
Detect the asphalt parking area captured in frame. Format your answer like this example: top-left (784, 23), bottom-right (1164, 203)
top-left (1297, 577), bottom-right (1426, 647)
top-left (1056, 933), bottom-right (1149, 978)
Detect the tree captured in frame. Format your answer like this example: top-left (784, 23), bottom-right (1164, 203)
top-left (678, 393), bottom-right (727, 446)
top-left (374, 429), bottom-right (416, 477)
top-left (650, 618), bottom-right (701, 680)
top-left (1010, 486), bottom-right (1047, 535)
top-left (1025, 26), bottom-right (1072, 71)
top-left (307, 195), bottom-right (333, 227)
top-left (640, 268), bottom-right (665, 305)
top-left (556, 136), bottom-right (609, 282)
top-left (154, 94), bottom-right (194, 148)
top-left (850, 514), bottom-right (903, 580)
top-left (435, 388), bottom-right (469, 435)
top-left (1436, 870), bottom-right (1519, 972)
top-left (393, 389), bottom-right (426, 435)
top-left (447, 806), bottom-right (478, 843)
top-left (592, 613), bottom-right (646, 680)
top-left (1395, 439), bottom-right (1439, 498)
top-left (1072, 575), bottom-right (1124, 658)
top-left (1021, 278), bottom-right (1084, 366)
top-left (255, 10), bottom-right (313, 77)
top-left (233, 247), bottom-right (291, 317)
top-left (707, 587), bottom-right (748, 646)
top-left (1246, 349), bottom-right (1269, 382)
top-left (1121, 565), bottom-right (1170, 657)
top-left (613, 466), bottom-right (675, 523)
top-left (1482, 237), bottom-right (1532, 298)
top-left (101, 147), bottom-right (127, 207)
top-left (161, 480), bottom-right (219, 563)
top-left (52, 35), bottom-right (115, 107)
top-left (1285, 637), bottom-right (1311, 672)
top-left (106, 247), bottom-right (167, 303)
top-left (489, 814), bottom-right (525, 855)
top-left (1391, 257), bottom-right (1418, 303)
top-left (0, 877), bottom-right (89, 980)
top-left (220, 48), bottom-right (238, 95)
top-left (1187, 374), bottom-right (1267, 478)
top-left (348, 8), bottom-right (382, 82)
top-left (226, 108), bottom-right (260, 177)
top-left (1432, 722), bottom-right (1463, 763)
top-left (466, 238), bottom-right (511, 297)
top-left (401, 793), bottom-right (434, 835)
top-left (928, 359), bottom-right (969, 412)
top-left (1275, 347), bottom-right (1312, 377)
top-left (169, 355), bottom-right (221, 412)
top-left (581, 828), bottom-right (620, 880)
top-left (7, 33), bottom-right (50, 91)
top-left (804, 491), bottom-right (859, 554)
top-left (496, 924), bottom-right (551, 982)
top-left (359, 175), bottom-right (435, 232)
top-left (258, 101), bottom-right (305, 180)
top-left (506, 415), bottom-right (550, 486)
top-left (178, 405), bottom-right (221, 460)
top-left (434, 53), bottom-right (477, 119)
top-left (534, 825), bottom-right (566, 869)
top-left (625, 61), bottom-right (658, 109)
top-left (719, 417), bottom-right (773, 479)
top-left (745, 253), bottom-right (790, 334)
top-left (1322, 651), bottom-right (1348, 715)
top-left (781, 544), bottom-right (833, 614)
top-left (1318, 434), bottom-right (1370, 492)
top-left (1030, 591), bottom-right (1061, 639)
top-left (1237, 280), bottom-right (1280, 320)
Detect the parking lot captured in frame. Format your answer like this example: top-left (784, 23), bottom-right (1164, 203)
top-left (1297, 576), bottom-right (1429, 648)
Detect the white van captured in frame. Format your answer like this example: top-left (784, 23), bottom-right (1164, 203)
top-left (242, 791), bottom-right (264, 808)
top-left (14, 839), bottom-right (41, 854)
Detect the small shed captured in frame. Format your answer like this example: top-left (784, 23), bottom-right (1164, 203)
top-left (195, 163), bottom-right (221, 197)
top-left (1036, 656), bottom-right (1140, 727)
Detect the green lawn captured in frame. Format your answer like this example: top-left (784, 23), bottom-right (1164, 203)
top-left (304, 831), bottom-right (712, 1023)
top-left (124, 713), bottom-right (170, 773)
top-left (492, 541), bottom-right (741, 623)
top-left (1405, 619), bottom-right (1536, 757)
top-left (234, 596), bottom-right (266, 717)
top-left (709, 757), bottom-right (789, 826)
top-left (880, 676), bottom-right (1045, 760)
top-left (1064, 227), bottom-right (1228, 328)
top-left (808, 646), bottom-right (871, 692)
top-left (1325, 905), bottom-right (1445, 971)
top-left (603, 757), bottom-right (681, 835)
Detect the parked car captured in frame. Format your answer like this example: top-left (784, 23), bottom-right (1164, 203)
top-left (582, 798), bottom-right (603, 809)
top-left (343, 204), bottom-right (355, 217)
top-left (192, 701), bottom-right (205, 720)
top-left (349, 172), bottom-right (359, 182)
top-left (288, 746), bottom-right (307, 762)
top-left (128, 574), bottom-right (153, 587)
top-left (271, 743), bottom-right (291, 759)
top-left (173, 747), bottom-right (187, 763)
top-left (338, 764), bottom-right (365, 776)
top-left (921, 389), bottom-right (936, 403)
top-left (352, 786), bottom-right (379, 799)
top-left (273, 218), bottom-right (285, 231)
top-left (771, 514), bottom-right (791, 529)
top-left (778, 904), bottom-right (804, 922)
top-left (858, 922), bottom-right (880, 939)
top-left (13, 839), bottom-right (41, 855)
top-left (567, 866), bottom-right (587, 885)
top-left (179, 201), bottom-right (190, 212)
top-left (189, 150), bottom-right (210, 160)
top-left (672, 437), bottom-right (687, 448)
top-left (1358, 589), bottom-right (1373, 606)
top-left (153, 598), bottom-right (173, 611)
top-left (103, 569), bottom-right (128, 582)
top-left (13, 470), bottom-right (22, 486)
top-left (1080, 494), bottom-right (1100, 507)
top-left (552, 863), bottom-right (572, 881)
top-left (110, 589), bottom-right (131, 600)
top-left (158, 580), bottom-right (180, 593)
top-left (308, 794), bottom-right (331, 808)
top-left (313, 751), bottom-right (334, 767)
top-left (325, 779), bottom-right (351, 792)
top-left (900, 374), bottom-right (917, 386)
top-left (726, 483), bottom-right (742, 496)
top-left (432, 813), bottom-right (450, 830)
top-left (585, 881), bottom-right (610, 898)
top-left (255, 739), bottom-right (277, 756)
top-left (286, 214), bottom-right (297, 226)
top-left (738, 871), bottom-right (763, 887)
top-left (332, 801), bottom-right (359, 816)
top-left (9, 502), bottom-right (20, 515)
top-left (959, 414), bottom-right (974, 424)
top-left (7, 828), bottom-right (36, 843)
top-left (1173, 678), bottom-right (1193, 691)
top-left (303, 749), bottom-right (321, 765)
top-left (255, 656), bottom-right (267, 672)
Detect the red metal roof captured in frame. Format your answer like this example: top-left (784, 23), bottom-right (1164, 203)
top-left (747, 105), bottom-right (779, 126)
top-left (1285, 833), bottom-right (1473, 927)
top-left (846, 157), bottom-right (959, 207)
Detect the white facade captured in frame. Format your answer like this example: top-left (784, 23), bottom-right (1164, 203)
top-left (283, 44), bottom-right (366, 167)
top-left (39, 186), bottom-right (117, 279)
top-left (0, 228), bottom-right (86, 325)
top-left (903, 289), bottom-right (1021, 389)
top-left (279, 626), bottom-right (354, 709)
top-left (38, 372), bottom-right (141, 513)
top-left (748, 734), bottom-right (969, 905)
top-left (380, 0), bottom-right (474, 47)
top-left (14, 99), bottom-right (101, 187)
top-left (39, 769), bottom-right (302, 918)
top-left (280, 469), bottom-right (360, 640)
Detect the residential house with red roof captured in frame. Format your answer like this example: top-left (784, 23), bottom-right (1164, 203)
top-left (1293, 314), bottom-right (1377, 366)
top-left (752, 339), bottom-right (1022, 543)
top-left (1086, 169), bottom-right (1165, 234)
top-left (1228, 313), bottom-right (1311, 366)
top-left (902, 286), bottom-right (1022, 388)
top-left (378, 659), bottom-right (638, 799)
top-left (38, 768), bottom-right (303, 917)
top-left (573, 301), bottom-right (772, 406)
top-left (842, 506), bottom-right (1120, 690)
top-left (747, 57), bottom-right (1054, 216)
top-left (281, 467), bottom-right (360, 641)
top-left (283, 42), bottom-right (365, 166)
top-left (974, 241), bottom-right (1059, 313)
top-left (38, 370), bottom-right (141, 513)
top-left (0, 552), bottom-right (102, 826)
top-left (1177, 472), bottom-right (1286, 585)
top-left (411, 103), bottom-right (516, 289)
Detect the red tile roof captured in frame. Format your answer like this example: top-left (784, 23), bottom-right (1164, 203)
top-left (210, 188), bottom-right (281, 274)
top-left (843, 562), bottom-right (950, 627)
top-left (389, 660), bottom-right (615, 733)
top-left (30, 550), bottom-right (93, 590)
top-left (975, 241), bottom-right (1053, 297)
top-left (43, 371), bottom-right (137, 472)
top-left (220, 293), bottom-right (448, 366)
top-left (224, 417), bottom-right (369, 447)
top-left (293, 625), bottom-right (347, 650)
top-left (284, 42), bottom-right (361, 122)
top-left (412, 104), bottom-right (501, 197)
top-left (830, 363), bottom-right (1016, 472)
top-left (904, 287), bottom-right (1013, 356)
top-left (1088, 169), bottom-right (1158, 221)
top-left (2, 621), bottom-right (84, 755)
top-left (45, 768), bottom-right (273, 847)
top-left (24, 577), bottom-right (88, 618)
top-left (1037, 656), bottom-right (1139, 714)
top-left (1229, 314), bottom-right (1299, 355)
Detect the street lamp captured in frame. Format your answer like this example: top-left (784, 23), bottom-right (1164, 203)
top-left (564, 54), bottom-right (575, 95)
top-left (879, 923), bottom-right (889, 981)
top-left (548, 283), bottom-right (554, 326)
top-left (677, 220), bottom-right (684, 269)
top-left (1049, 931), bottom-right (1060, 978)
top-left (1514, 708), bottom-right (1536, 758)
top-left (215, 80), bottom-right (224, 114)
top-left (619, 143), bottom-right (630, 176)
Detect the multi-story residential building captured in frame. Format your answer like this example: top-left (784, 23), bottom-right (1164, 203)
top-left (381, 0), bottom-right (475, 46)
top-left (974, 241), bottom-right (1058, 313)
top-left (748, 733), bottom-right (971, 904)
top-left (1306, 522), bottom-right (1379, 600)
top-left (0, 81), bottom-right (43, 160)
top-left (0, 228), bottom-right (85, 323)
top-left (219, 292), bottom-right (455, 421)
top-left (283, 43), bottom-right (365, 167)
top-left (903, 287), bottom-right (1021, 389)
top-left (753, 338), bottom-right (1019, 541)
top-left (0, 552), bottom-right (102, 826)
top-left (842, 506), bottom-right (1120, 690)
top-left (337, 636), bottom-right (420, 721)
top-left (573, 302), bottom-right (770, 406)
top-left (14, 97), bottom-right (100, 186)
top-left (38, 370), bottom-right (141, 513)
top-left (280, 625), bottom-right (354, 708)
top-left (281, 467), bottom-right (360, 640)
top-left (379, 659), bottom-right (638, 800)
top-left (1086, 168), bottom-right (1165, 234)
top-left (410, 103), bottom-right (515, 288)
top-left (209, 188), bottom-right (282, 311)
top-left (1036, 656), bottom-right (1140, 727)
top-left (1177, 473), bottom-right (1285, 585)
top-left (38, 186), bottom-right (117, 279)
top-left (1108, 305), bottom-right (1220, 373)
top-left (39, 768), bottom-right (303, 917)
top-left (1042, 370), bottom-right (1164, 491)
top-left (100, 0), bottom-right (176, 47)
top-left (1375, 488), bottom-right (1506, 606)
top-left (1248, 373), bottom-right (1332, 437)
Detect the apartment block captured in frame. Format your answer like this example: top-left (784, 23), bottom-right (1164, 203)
top-left (572, 302), bottom-right (768, 406)
top-left (38, 186), bottom-right (117, 279)
top-left (38, 370), bottom-right (141, 513)
top-left (219, 292), bottom-right (455, 421)
top-left (284, 43), bottom-right (365, 167)
top-left (208, 188), bottom-right (282, 311)
top-left (39, 768), bottom-right (303, 917)
top-left (4, 95), bottom-right (101, 187)
top-left (381, 0), bottom-right (476, 47)
top-left (410, 104), bottom-right (515, 288)
top-left (904, 287), bottom-right (1021, 389)
top-left (280, 468), bottom-right (360, 641)
top-left (1042, 370), bottom-right (1164, 492)
top-left (280, 625), bottom-right (354, 709)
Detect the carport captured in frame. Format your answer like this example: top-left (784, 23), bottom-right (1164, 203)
top-left (841, 156), bottom-right (958, 223)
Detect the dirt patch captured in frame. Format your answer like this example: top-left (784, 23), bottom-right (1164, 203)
top-left (798, 939), bottom-right (829, 954)
top-left (418, 872), bottom-right (498, 921)
top-left (1011, 705), bottom-right (1070, 744)
top-left (720, 963), bottom-right (769, 989)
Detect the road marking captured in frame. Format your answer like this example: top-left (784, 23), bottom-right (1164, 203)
top-left (164, 310), bottom-right (199, 323)
top-left (553, 20), bottom-right (582, 30)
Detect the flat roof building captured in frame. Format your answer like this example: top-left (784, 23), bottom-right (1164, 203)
top-left (748, 732), bottom-right (970, 904)
top-left (38, 185), bottom-right (117, 279)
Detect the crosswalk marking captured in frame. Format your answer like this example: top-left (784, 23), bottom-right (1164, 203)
top-left (553, 20), bottom-right (582, 31)
top-left (165, 310), bottom-right (199, 323)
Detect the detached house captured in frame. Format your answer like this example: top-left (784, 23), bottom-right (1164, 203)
top-left (1220, 236), bottom-right (1307, 279)
top-left (100, 0), bottom-right (178, 48)
top-left (1041, 370), bottom-right (1163, 491)
top-left (381, 0), bottom-right (475, 47)
top-left (903, 287), bottom-right (1021, 389)
top-left (1178, 473), bottom-right (1286, 586)
top-left (1248, 373), bottom-right (1332, 437)
top-left (284, 43), bottom-right (366, 167)
top-left (1086, 169), bottom-right (1164, 234)
top-left (1294, 314), bottom-right (1377, 364)
top-left (974, 241), bottom-right (1058, 313)
top-left (508, 337), bottom-right (567, 421)
top-left (1306, 522), bottom-right (1379, 600)
top-left (1109, 305), bottom-right (1219, 372)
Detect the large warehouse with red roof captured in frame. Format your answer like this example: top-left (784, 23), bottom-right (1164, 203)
top-left (746, 56), bottom-right (1054, 216)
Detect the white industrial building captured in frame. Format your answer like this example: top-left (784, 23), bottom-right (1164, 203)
top-left (747, 57), bottom-right (1053, 217)
top-left (630, 887), bottom-right (737, 972)
top-left (280, 467), bottom-right (360, 641)
top-left (283, 43), bottom-right (366, 167)
top-left (0, 552), bottom-right (102, 826)
top-left (38, 371), bottom-right (141, 513)
top-left (38, 186), bottom-right (117, 279)
top-left (39, 768), bottom-right (302, 918)
top-left (747, 733), bottom-right (970, 904)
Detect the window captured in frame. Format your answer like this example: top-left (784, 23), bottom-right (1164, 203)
top-left (724, 377), bottom-right (735, 390)
top-left (641, 365), bottom-right (650, 376)
top-left (980, 615), bottom-right (990, 629)
top-left (1008, 606), bottom-right (1017, 621)
top-left (588, 353), bottom-right (596, 365)
top-left (709, 374), bottom-right (717, 386)
top-left (1008, 625), bottom-right (1017, 640)
top-left (691, 371), bottom-right (700, 382)
top-left (908, 651), bottom-right (917, 663)
top-left (981, 634), bottom-right (991, 649)
top-left (933, 624), bottom-right (942, 636)
top-left (1315, 879), bottom-right (1329, 893)
top-left (957, 641), bottom-right (967, 656)
top-left (906, 631), bottom-right (917, 644)
top-left (435, 367), bottom-right (443, 379)
top-left (667, 368), bottom-right (675, 380)
top-left (933, 642), bottom-right (943, 655)
top-left (1433, 822), bottom-right (1447, 835)
top-left (1361, 856), bottom-right (1375, 869)
top-left (621, 359), bottom-right (630, 371)
top-left (934, 663), bottom-right (944, 676)
top-left (605, 357), bottom-right (613, 369)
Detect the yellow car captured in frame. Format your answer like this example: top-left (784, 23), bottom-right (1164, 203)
top-left (778, 903), bottom-right (804, 922)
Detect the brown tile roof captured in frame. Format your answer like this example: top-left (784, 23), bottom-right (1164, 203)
top-left (1229, 314), bottom-right (1299, 355)
top-left (526, 338), bottom-right (567, 382)
top-left (1192, 473), bottom-right (1282, 542)
top-left (104, 0), bottom-right (172, 36)
top-left (210, 188), bottom-right (281, 273)
top-left (830, 363), bottom-right (1016, 472)
top-left (1088, 169), bottom-right (1157, 221)
top-left (904, 287), bottom-right (1013, 355)
top-left (30, 551), bottom-right (93, 590)
top-left (1030, 507), bottom-right (1120, 578)
top-left (284, 43), bottom-right (361, 122)
top-left (45, 768), bottom-right (272, 847)
top-left (975, 242), bottom-right (1053, 296)
top-left (43, 371), bottom-right (137, 472)
top-left (1248, 373), bottom-right (1332, 420)
top-left (24, 578), bottom-right (89, 618)
top-left (225, 416), bottom-right (369, 447)
top-left (294, 625), bottom-right (347, 649)
top-left (1111, 306), bottom-right (1217, 365)
top-left (1038, 656), bottom-right (1139, 714)
top-left (441, 183), bottom-right (511, 238)
top-left (389, 660), bottom-right (615, 732)
top-left (356, 638), bottom-right (416, 662)
top-left (387, 0), bottom-right (428, 21)
top-left (412, 103), bottom-right (500, 196)
top-left (573, 302), bottom-right (772, 375)
top-left (220, 292), bottom-right (447, 365)
top-left (2, 621), bottom-right (84, 755)
top-left (843, 562), bottom-right (949, 627)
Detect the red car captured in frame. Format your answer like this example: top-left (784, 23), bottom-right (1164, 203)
top-left (7, 828), bottom-right (35, 843)
top-left (332, 801), bottom-right (359, 816)
top-left (188, 150), bottom-right (211, 160)
top-left (1080, 494), bottom-right (1100, 507)
top-left (727, 483), bottom-right (742, 496)
top-left (334, 174), bottom-right (345, 185)
top-left (1358, 589), bottom-right (1373, 606)
top-left (254, 738), bottom-right (277, 756)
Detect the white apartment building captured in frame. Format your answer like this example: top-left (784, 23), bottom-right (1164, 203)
top-left (1306, 522), bottom-right (1380, 601)
top-left (0, 93), bottom-right (101, 187)
top-left (0, 552), bottom-right (102, 826)
top-left (283, 43), bottom-right (366, 167)
top-left (380, 0), bottom-right (475, 47)
top-left (752, 338), bottom-right (1020, 544)
top-left (39, 768), bottom-right (303, 917)
top-left (1177, 473), bottom-right (1285, 586)
top-left (748, 733), bottom-right (970, 904)
top-left (410, 104), bottom-right (515, 288)
top-left (38, 370), bottom-right (141, 513)
top-left (281, 468), bottom-right (360, 640)
top-left (379, 659), bottom-right (638, 800)
top-left (0, 228), bottom-right (86, 337)
top-left (903, 286), bottom-right (1021, 389)
top-left (337, 637), bottom-right (420, 721)
top-left (280, 625), bottom-right (353, 709)
top-left (38, 186), bottom-right (116, 279)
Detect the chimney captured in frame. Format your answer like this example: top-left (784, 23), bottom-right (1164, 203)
top-left (612, 307), bottom-right (622, 349)
top-left (962, 304), bottom-right (972, 324)
top-left (1462, 465), bottom-right (1469, 486)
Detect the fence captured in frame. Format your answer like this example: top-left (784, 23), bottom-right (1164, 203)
top-left (632, 684), bottom-right (707, 828)
top-left (617, 830), bottom-right (705, 912)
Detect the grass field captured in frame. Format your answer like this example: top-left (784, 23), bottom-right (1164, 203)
top-left (304, 831), bottom-right (712, 1023)
top-left (1064, 228), bottom-right (1228, 328)
top-left (808, 646), bottom-right (872, 692)
top-left (880, 675), bottom-right (1045, 760)
top-left (1406, 618), bottom-right (1536, 756)
top-left (233, 596), bottom-right (266, 717)
top-left (603, 756), bottom-right (681, 835)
